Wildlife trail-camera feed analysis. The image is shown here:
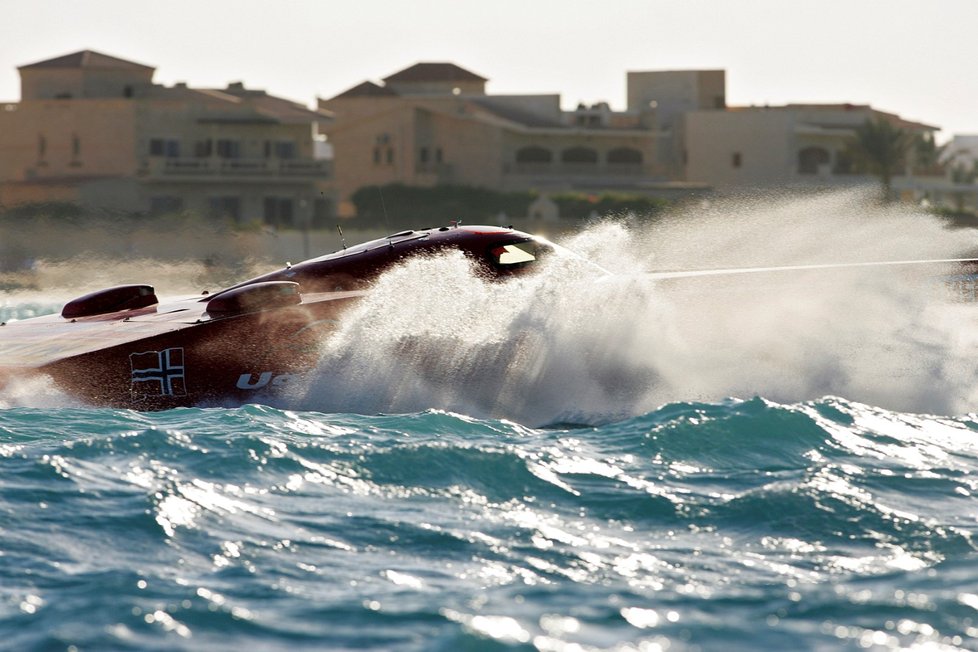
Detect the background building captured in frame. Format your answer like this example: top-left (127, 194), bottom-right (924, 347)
top-left (319, 63), bottom-right (713, 215)
top-left (682, 103), bottom-right (937, 191)
top-left (626, 69), bottom-right (726, 179)
top-left (0, 50), bottom-right (335, 227)
top-left (0, 52), bottom-right (956, 225)
top-left (899, 134), bottom-right (978, 213)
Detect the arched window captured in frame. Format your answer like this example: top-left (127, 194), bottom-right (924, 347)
top-left (515, 146), bottom-right (552, 163)
top-left (798, 146), bottom-right (830, 174)
top-left (607, 147), bottom-right (643, 164)
top-left (561, 147), bottom-right (598, 164)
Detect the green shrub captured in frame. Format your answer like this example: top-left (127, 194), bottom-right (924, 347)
top-left (349, 184), bottom-right (670, 226)
top-left (350, 184), bottom-right (536, 227)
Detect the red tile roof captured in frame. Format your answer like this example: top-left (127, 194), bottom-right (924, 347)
top-left (383, 63), bottom-right (487, 84)
top-left (18, 50), bottom-right (154, 71)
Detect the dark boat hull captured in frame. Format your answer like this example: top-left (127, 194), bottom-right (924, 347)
top-left (36, 291), bottom-right (362, 409)
top-left (0, 225), bottom-right (548, 409)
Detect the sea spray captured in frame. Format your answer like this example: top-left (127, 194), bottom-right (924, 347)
top-left (4, 190), bottom-right (978, 420)
top-left (621, 189), bottom-right (976, 270)
top-left (298, 190), bottom-right (978, 423)
top-left (4, 191), bottom-right (978, 650)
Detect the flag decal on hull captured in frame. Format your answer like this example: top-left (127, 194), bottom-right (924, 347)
top-left (130, 348), bottom-right (187, 399)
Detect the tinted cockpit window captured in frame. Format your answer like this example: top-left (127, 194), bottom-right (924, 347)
top-left (487, 240), bottom-right (545, 270)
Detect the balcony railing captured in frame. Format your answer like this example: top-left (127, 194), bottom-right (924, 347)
top-left (508, 162), bottom-right (646, 176)
top-left (142, 157), bottom-right (331, 179)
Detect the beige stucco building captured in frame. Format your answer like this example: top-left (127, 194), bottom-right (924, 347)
top-left (0, 50), bottom-right (334, 226)
top-left (319, 63), bottom-right (716, 214)
top-left (625, 69), bottom-right (726, 178)
top-left (682, 103), bottom-right (937, 191)
top-left (2, 52), bottom-right (950, 223)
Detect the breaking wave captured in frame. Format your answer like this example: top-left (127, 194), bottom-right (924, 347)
top-left (1, 398), bottom-right (978, 650)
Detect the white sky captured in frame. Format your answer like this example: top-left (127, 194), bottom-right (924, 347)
top-left (2, 0), bottom-right (975, 139)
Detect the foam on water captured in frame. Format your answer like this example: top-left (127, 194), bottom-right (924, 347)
top-left (5, 190), bottom-right (978, 420)
top-left (4, 192), bottom-right (978, 650)
top-left (296, 190), bottom-right (978, 423)
top-left (0, 399), bottom-right (977, 650)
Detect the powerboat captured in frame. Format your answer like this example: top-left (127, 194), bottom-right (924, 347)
top-left (4, 220), bottom-right (976, 412)
top-left (0, 225), bottom-right (549, 409)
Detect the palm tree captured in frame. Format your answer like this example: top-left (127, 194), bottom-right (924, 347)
top-left (912, 132), bottom-right (946, 176)
top-left (846, 117), bottom-right (911, 200)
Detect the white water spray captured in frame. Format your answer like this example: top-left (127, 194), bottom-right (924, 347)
top-left (296, 190), bottom-right (978, 424)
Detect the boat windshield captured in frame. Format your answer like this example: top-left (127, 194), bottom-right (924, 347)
top-left (487, 240), bottom-right (546, 271)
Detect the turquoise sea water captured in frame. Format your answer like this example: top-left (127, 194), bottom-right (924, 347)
top-left (5, 287), bottom-right (978, 652)
top-left (5, 199), bottom-right (978, 650)
top-left (2, 399), bottom-right (978, 651)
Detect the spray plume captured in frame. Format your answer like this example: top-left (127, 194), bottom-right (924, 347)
top-left (296, 190), bottom-right (978, 424)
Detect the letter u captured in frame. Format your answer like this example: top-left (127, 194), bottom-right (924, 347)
top-left (237, 372), bottom-right (273, 390)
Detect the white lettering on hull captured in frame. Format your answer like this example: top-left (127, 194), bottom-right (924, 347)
top-left (236, 372), bottom-right (273, 390)
top-left (236, 372), bottom-right (299, 390)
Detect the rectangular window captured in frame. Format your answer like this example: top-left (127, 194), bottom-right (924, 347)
top-left (274, 141), bottom-right (296, 159)
top-left (150, 139), bottom-right (181, 157)
top-left (263, 197), bottom-right (294, 228)
top-left (435, 148), bottom-right (443, 163)
top-left (37, 134), bottom-right (47, 161)
top-left (208, 196), bottom-right (241, 221)
top-left (195, 139), bottom-right (213, 158)
top-left (69, 134), bottom-right (82, 166)
top-left (278, 199), bottom-right (293, 225)
top-left (373, 147), bottom-right (381, 165)
top-left (216, 139), bottom-right (240, 159)
top-left (732, 152), bottom-right (742, 168)
top-left (419, 147), bottom-right (429, 164)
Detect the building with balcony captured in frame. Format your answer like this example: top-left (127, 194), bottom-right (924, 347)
top-left (0, 50), bottom-right (334, 226)
top-left (319, 63), bottom-right (704, 214)
top-left (682, 103), bottom-right (938, 191)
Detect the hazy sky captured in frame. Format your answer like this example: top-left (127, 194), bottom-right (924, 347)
top-left (2, 0), bottom-right (975, 138)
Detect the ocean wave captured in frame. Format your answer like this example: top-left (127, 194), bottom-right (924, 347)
top-left (1, 398), bottom-right (977, 649)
